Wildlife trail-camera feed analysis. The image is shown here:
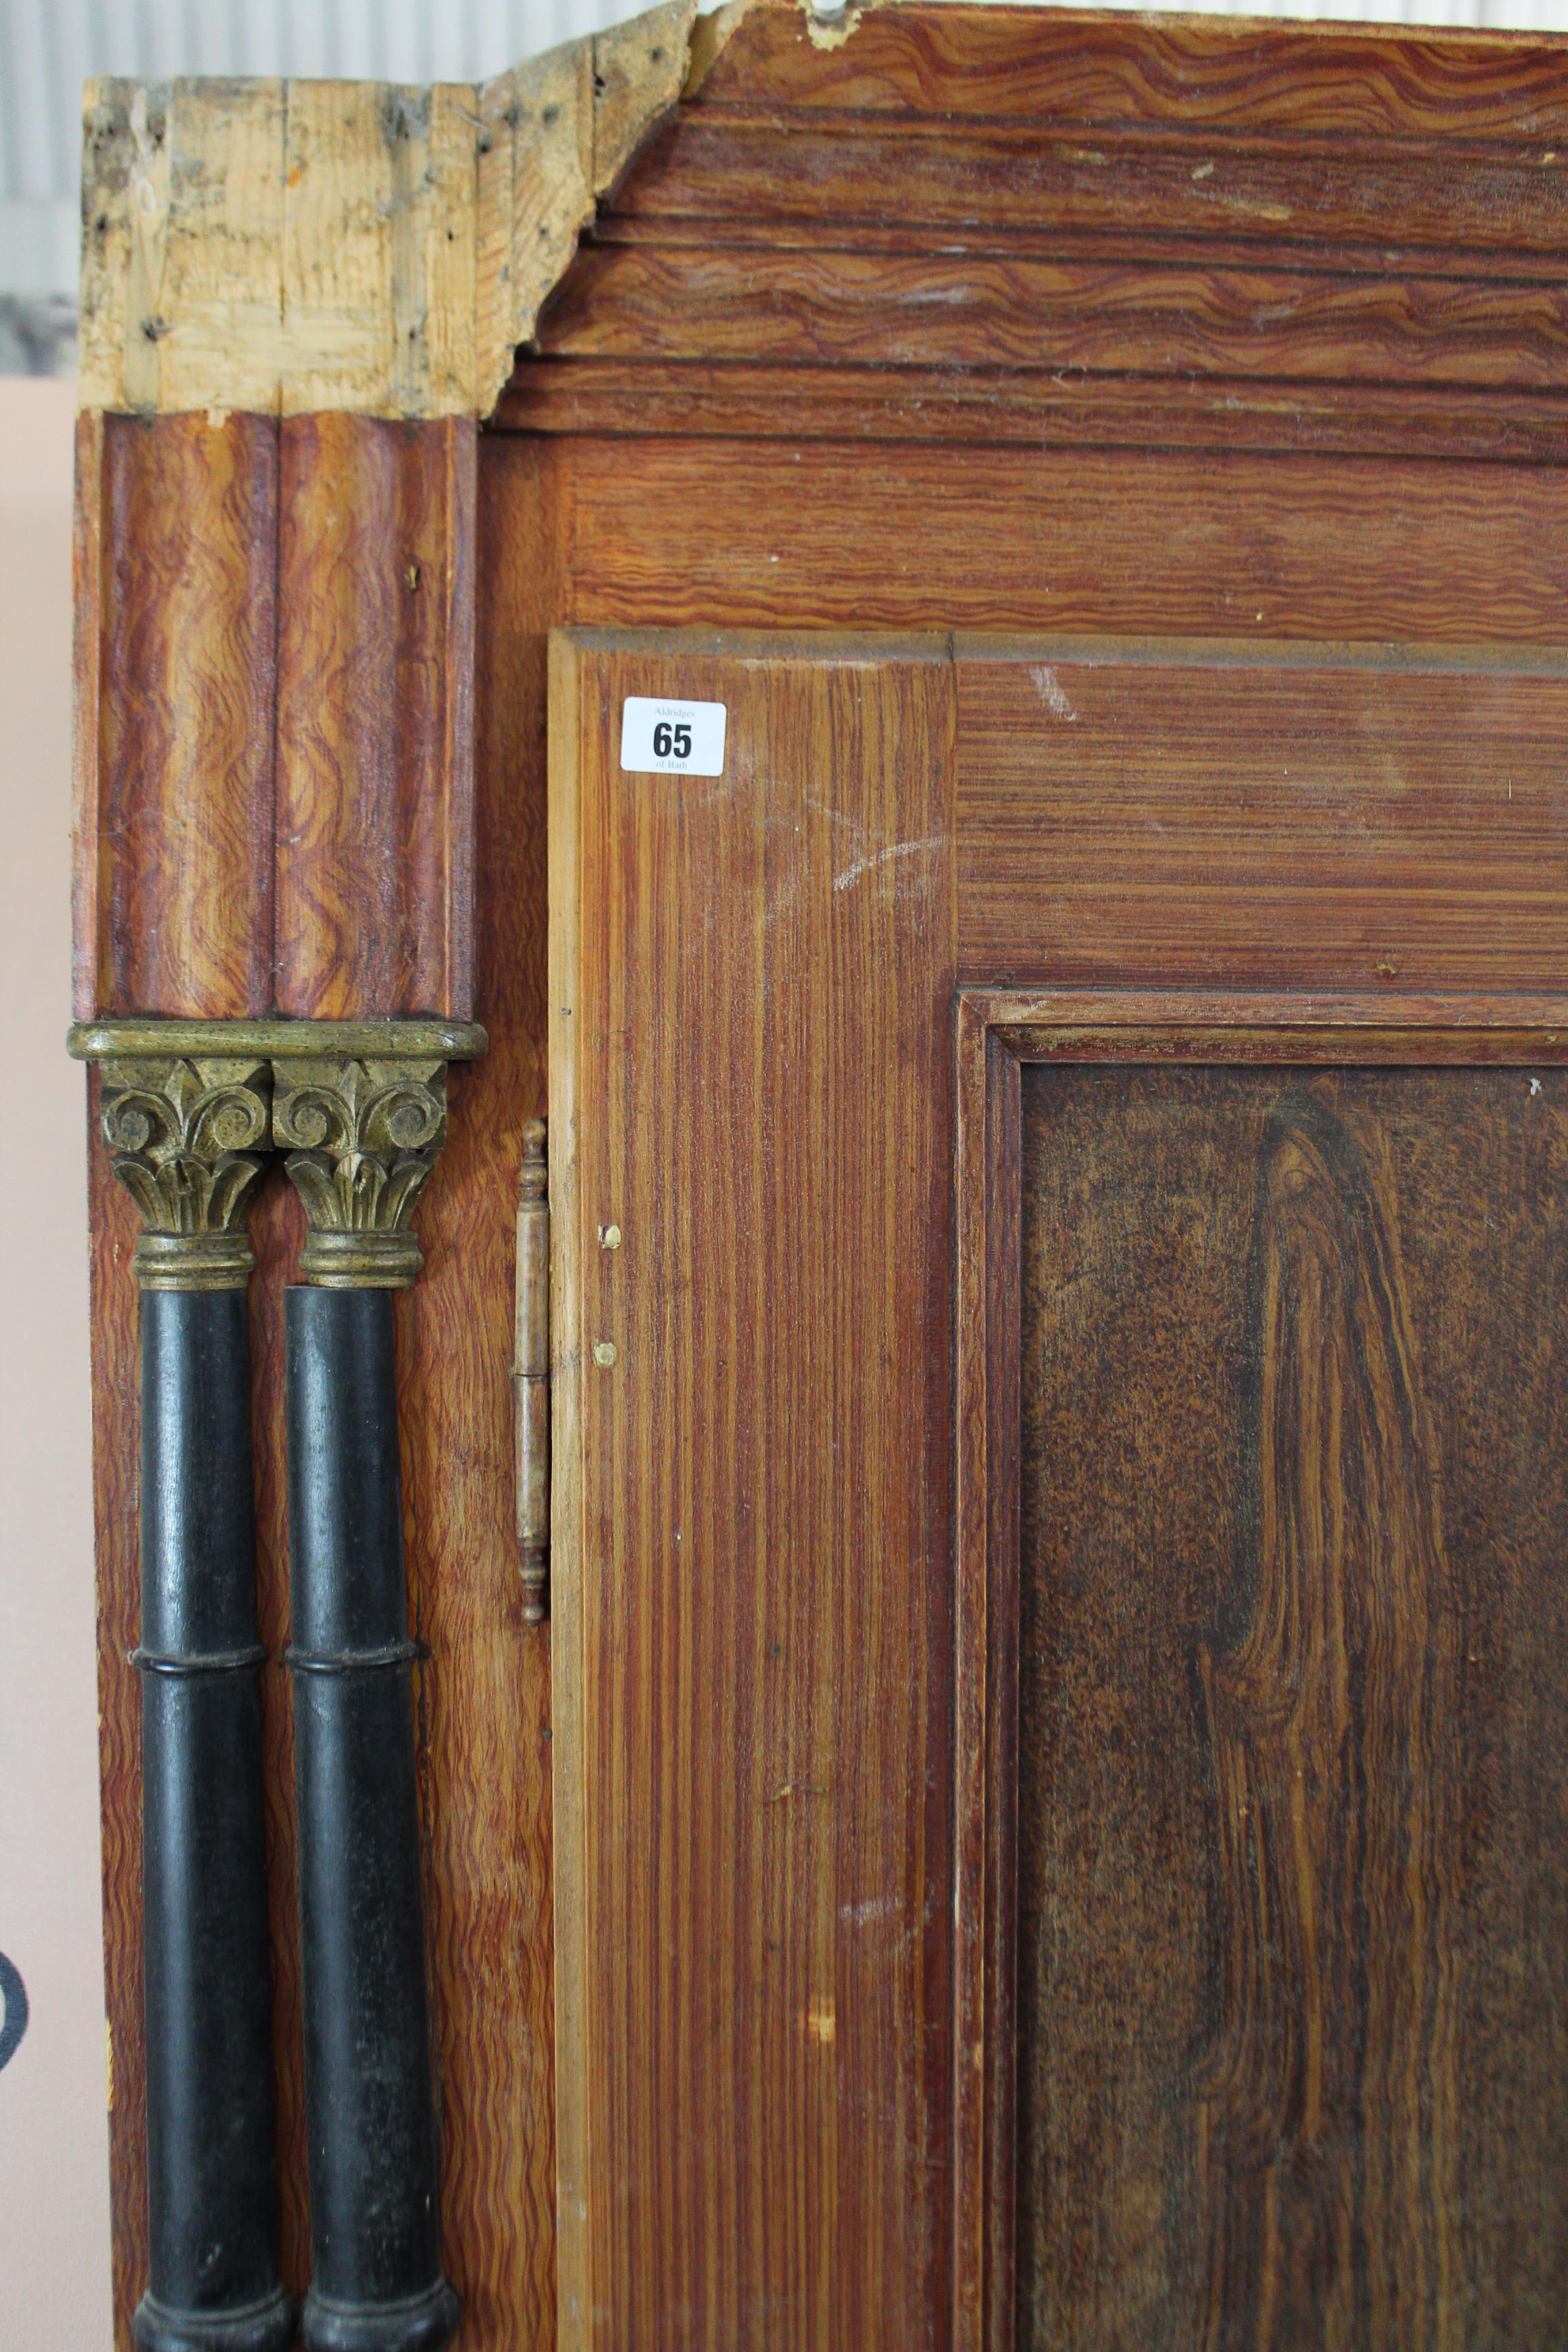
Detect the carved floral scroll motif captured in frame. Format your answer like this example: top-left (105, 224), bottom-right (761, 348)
top-left (99, 1054), bottom-right (271, 1290)
top-left (272, 1056), bottom-right (448, 1288)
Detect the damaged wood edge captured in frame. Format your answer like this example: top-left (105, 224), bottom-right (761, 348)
top-left (798, 0), bottom-right (889, 53)
top-left (77, 0), bottom-right (850, 424)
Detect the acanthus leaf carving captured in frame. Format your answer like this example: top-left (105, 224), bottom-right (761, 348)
top-left (99, 1056), bottom-right (271, 1290)
top-left (272, 1058), bottom-right (448, 1288)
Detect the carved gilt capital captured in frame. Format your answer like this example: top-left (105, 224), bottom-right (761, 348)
top-left (74, 1018), bottom-right (485, 1292)
top-left (99, 1056), bottom-right (271, 1291)
top-left (272, 1058), bottom-right (448, 1289)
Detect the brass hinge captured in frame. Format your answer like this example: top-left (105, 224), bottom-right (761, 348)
top-left (513, 1119), bottom-right (550, 1624)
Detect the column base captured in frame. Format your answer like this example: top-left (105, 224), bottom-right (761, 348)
top-left (301, 2279), bottom-right (461, 2352)
top-left (133, 2285), bottom-right (294, 2352)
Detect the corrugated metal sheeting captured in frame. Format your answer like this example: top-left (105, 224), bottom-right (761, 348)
top-left (3, 0), bottom-right (1567, 366)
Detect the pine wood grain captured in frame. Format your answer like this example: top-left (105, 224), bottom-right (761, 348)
top-left (78, 0), bottom-right (699, 421)
top-left (550, 632), bottom-right (958, 2349)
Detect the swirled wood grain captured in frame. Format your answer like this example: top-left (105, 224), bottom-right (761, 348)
top-left (500, 357), bottom-right (1568, 469)
top-left (399, 434), bottom-right (559, 2347)
top-left (274, 412), bottom-right (476, 1020)
top-left (608, 117), bottom-right (1568, 260)
top-left (692, 5), bottom-right (1568, 139)
top-left (1196, 1092), bottom-right (1459, 2347)
top-left (74, 411), bottom-right (277, 1021)
top-left (542, 244), bottom-right (1568, 391)
top-left (513, 0), bottom-right (1568, 462)
top-left (1015, 1063), bottom-right (1568, 2350)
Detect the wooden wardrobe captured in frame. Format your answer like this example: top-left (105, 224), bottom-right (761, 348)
top-left (71, 5), bottom-right (1568, 2346)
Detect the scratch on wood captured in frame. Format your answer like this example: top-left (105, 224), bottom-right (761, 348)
top-left (1029, 664), bottom-right (1079, 723)
top-left (831, 833), bottom-right (945, 892)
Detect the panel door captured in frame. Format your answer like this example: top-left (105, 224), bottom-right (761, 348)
top-left (549, 627), bottom-right (1568, 2350)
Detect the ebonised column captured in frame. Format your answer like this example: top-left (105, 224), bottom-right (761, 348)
top-left (276, 1055), bottom-right (460, 2352)
top-left (99, 1054), bottom-right (293, 2352)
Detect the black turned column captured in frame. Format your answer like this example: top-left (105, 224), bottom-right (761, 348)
top-left (139, 1293), bottom-right (291, 2352)
top-left (95, 1054), bottom-right (291, 2352)
top-left (276, 1054), bottom-right (459, 2352)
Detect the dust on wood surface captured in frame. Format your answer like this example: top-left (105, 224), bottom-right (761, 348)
top-left (77, 0), bottom-right (710, 419)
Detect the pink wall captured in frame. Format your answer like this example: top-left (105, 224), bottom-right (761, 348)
top-left (0, 375), bottom-right (114, 2342)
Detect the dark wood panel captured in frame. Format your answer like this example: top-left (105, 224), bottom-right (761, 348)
top-left (540, 242), bottom-right (1568, 390)
top-left (552, 633), bottom-right (957, 2347)
top-left (76, 410), bottom-right (278, 1019)
top-left (956, 647), bottom-right (1568, 990)
top-left (274, 412), bottom-right (476, 1021)
top-left (1015, 1060), bottom-right (1568, 2348)
top-left (691, 3), bottom-right (1568, 140)
top-left (564, 440), bottom-right (1568, 648)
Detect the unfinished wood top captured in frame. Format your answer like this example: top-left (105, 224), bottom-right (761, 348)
top-left (78, 0), bottom-right (701, 417)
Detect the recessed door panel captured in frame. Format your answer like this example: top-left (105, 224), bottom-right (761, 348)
top-left (1015, 1061), bottom-right (1568, 2349)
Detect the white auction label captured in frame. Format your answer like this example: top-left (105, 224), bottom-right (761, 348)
top-left (619, 696), bottom-right (728, 777)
